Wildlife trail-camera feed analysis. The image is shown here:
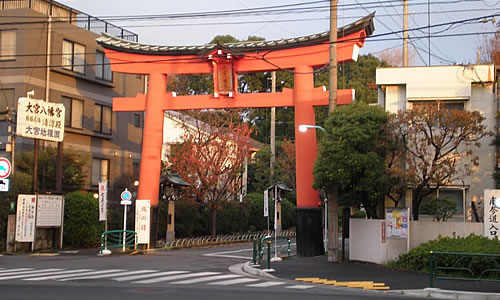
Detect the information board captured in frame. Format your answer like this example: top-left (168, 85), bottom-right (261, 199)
top-left (385, 207), bottom-right (409, 239)
top-left (36, 195), bottom-right (63, 227)
top-left (15, 194), bottom-right (37, 242)
top-left (17, 97), bottom-right (65, 142)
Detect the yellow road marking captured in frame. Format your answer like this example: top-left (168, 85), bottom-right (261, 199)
top-left (295, 277), bottom-right (319, 282)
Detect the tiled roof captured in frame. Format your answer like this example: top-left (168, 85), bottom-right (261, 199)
top-left (97, 13), bottom-right (374, 56)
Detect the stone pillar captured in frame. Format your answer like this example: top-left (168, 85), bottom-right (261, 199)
top-left (166, 201), bottom-right (175, 243)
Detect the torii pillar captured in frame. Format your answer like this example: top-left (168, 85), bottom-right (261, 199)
top-left (98, 13), bottom-right (375, 256)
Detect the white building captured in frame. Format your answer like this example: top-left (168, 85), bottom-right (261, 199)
top-left (376, 65), bottom-right (497, 221)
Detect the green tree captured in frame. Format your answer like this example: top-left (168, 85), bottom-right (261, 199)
top-left (313, 103), bottom-right (389, 219)
top-left (15, 147), bottom-right (87, 193)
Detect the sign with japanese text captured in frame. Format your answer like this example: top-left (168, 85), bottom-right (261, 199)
top-left (36, 195), bottom-right (64, 227)
top-left (484, 190), bottom-right (500, 239)
top-left (135, 200), bottom-right (150, 244)
top-left (15, 194), bottom-right (37, 242)
top-left (385, 208), bottom-right (409, 239)
top-left (98, 181), bottom-right (107, 221)
top-left (263, 190), bottom-right (269, 217)
top-left (17, 97), bottom-right (65, 142)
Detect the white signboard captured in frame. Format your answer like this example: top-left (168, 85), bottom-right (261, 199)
top-left (0, 179), bottom-right (9, 192)
top-left (36, 195), bottom-right (63, 227)
top-left (484, 190), bottom-right (500, 239)
top-left (263, 190), bottom-right (269, 217)
top-left (17, 97), bottom-right (65, 142)
top-left (385, 208), bottom-right (409, 239)
top-left (15, 194), bottom-right (37, 242)
top-left (98, 181), bottom-right (108, 221)
top-left (135, 200), bottom-right (150, 244)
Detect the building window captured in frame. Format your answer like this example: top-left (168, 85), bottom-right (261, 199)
top-left (62, 40), bottom-right (85, 74)
top-left (92, 158), bottom-right (109, 185)
top-left (0, 89), bottom-right (15, 119)
top-left (410, 100), bottom-right (465, 111)
top-left (133, 113), bottom-right (141, 127)
top-left (417, 188), bottom-right (464, 216)
top-left (94, 104), bottom-right (112, 134)
top-left (95, 51), bottom-right (112, 81)
top-left (61, 97), bottom-right (83, 129)
top-left (0, 30), bottom-right (16, 60)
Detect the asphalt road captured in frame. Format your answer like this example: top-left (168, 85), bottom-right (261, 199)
top-left (0, 244), bottom-right (426, 300)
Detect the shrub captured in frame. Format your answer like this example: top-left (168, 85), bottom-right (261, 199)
top-left (420, 197), bottom-right (457, 221)
top-left (390, 234), bottom-right (500, 274)
top-left (63, 192), bottom-right (104, 248)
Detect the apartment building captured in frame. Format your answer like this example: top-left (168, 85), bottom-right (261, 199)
top-left (377, 65), bottom-right (496, 221)
top-left (0, 0), bottom-right (145, 202)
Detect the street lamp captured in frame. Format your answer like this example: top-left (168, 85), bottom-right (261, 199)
top-left (298, 124), bottom-right (325, 132)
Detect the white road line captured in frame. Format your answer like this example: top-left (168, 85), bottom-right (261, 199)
top-left (113, 271), bottom-right (188, 282)
top-left (59, 270), bottom-right (158, 281)
top-left (208, 278), bottom-right (260, 286)
top-left (246, 281), bottom-right (286, 287)
top-left (170, 274), bottom-right (243, 284)
top-left (0, 268), bottom-right (34, 273)
top-left (133, 272), bottom-right (220, 284)
top-left (24, 269), bottom-right (125, 281)
top-left (0, 269), bottom-right (92, 281)
top-left (285, 285), bottom-right (314, 289)
top-left (0, 269), bottom-right (62, 277)
top-left (203, 248), bottom-right (253, 260)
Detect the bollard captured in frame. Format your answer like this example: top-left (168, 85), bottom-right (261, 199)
top-left (287, 238), bottom-right (291, 257)
top-left (429, 251), bottom-right (434, 288)
top-left (267, 240), bottom-right (271, 270)
top-left (252, 240), bottom-right (257, 265)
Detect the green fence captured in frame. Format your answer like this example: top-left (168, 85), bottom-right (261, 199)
top-left (252, 236), bottom-right (291, 269)
top-left (429, 251), bottom-right (500, 287)
top-left (99, 230), bottom-right (137, 254)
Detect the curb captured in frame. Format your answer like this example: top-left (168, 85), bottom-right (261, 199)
top-left (388, 288), bottom-right (500, 300)
top-left (242, 261), bottom-right (278, 280)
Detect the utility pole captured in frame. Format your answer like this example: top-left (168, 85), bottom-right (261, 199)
top-left (270, 71), bottom-right (276, 178)
top-left (428, 0), bottom-right (431, 66)
top-left (403, 0), bottom-right (408, 67)
top-left (327, 0), bottom-right (339, 262)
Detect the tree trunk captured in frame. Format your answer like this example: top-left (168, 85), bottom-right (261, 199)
top-left (412, 189), bottom-right (421, 220)
top-left (211, 206), bottom-right (217, 237)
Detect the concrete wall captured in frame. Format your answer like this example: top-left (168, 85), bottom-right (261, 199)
top-left (350, 218), bottom-right (483, 264)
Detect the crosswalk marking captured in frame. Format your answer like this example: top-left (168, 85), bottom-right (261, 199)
top-left (24, 269), bottom-right (125, 281)
top-left (0, 269), bottom-right (92, 281)
top-left (247, 281), bottom-right (286, 287)
top-left (133, 272), bottom-right (221, 284)
top-left (0, 268), bottom-right (62, 277)
top-left (208, 278), bottom-right (260, 286)
top-left (113, 270), bottom-right (188, 282)
top-left (60, 270), bottom-right (158, 281)
top-left (0, 268), bottom-right (34, 273)
top-left (286, 285), bottom-right (314, 289)
top-left (170, 274), bottom-right (242, 284)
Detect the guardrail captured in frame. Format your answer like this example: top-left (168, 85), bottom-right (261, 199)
top-left (99, 230), bottom-right (137, 254)
top-left (157, 230), bottom-right (296, 249)
top-left (429, 251), bottom-right (500, 287)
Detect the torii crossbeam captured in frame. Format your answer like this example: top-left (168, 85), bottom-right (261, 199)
top-left (98, 13), bottom-right (375, 256)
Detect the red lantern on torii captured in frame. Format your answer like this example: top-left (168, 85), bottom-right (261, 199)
top-left (98, 14), bottom-right (374, 256)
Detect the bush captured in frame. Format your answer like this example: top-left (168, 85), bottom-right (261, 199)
top-left (420, 197), bottom-right (457, 221)
top-left (63, 192), bottom-right (104, 248)
top-left (390, 234), bottom-right (500, 274)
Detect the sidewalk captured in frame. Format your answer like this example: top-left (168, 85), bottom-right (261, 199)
top-left (243, 255), bottom-right (500, 299)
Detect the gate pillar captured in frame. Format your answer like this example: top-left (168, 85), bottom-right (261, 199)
top-left (294, 65), bottom-right (323, 256)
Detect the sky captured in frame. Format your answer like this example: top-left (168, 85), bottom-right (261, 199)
top-left (58, 0), bottom-right (499, 66)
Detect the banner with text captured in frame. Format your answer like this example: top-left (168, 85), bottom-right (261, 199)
top-left (98, 181), bottom-right (108, 221)
top-left (135, 200), bottom-right (150, 244)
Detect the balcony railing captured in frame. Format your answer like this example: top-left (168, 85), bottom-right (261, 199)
top-left (0, 0), bottom-right (138, 42)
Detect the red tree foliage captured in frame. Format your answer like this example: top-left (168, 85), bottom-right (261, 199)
top-left (168, 111), bottom-right (253, 236)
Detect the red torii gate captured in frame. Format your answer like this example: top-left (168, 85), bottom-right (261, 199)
top-left (98, 14), bottom-right (374, 256)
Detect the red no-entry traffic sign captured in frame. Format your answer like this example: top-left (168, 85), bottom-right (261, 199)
top-left (0, 157), bottom-right (12, 179)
